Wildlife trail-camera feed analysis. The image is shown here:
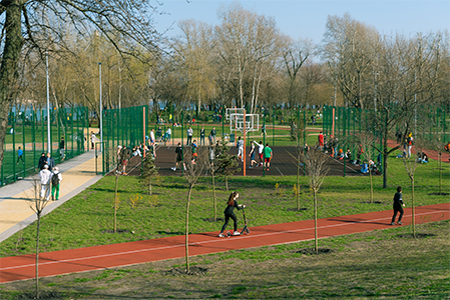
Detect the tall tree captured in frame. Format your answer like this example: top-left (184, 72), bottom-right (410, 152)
top-left (303, 148), bottom-right (329, 254)
top-left (0, 0), bottom-right (160, 173)
top-left (281, 38), bottom-right (314, 108)
top-left (215, 2), bottom-right (281, 112)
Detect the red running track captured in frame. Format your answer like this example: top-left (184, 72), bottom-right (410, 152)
top-left (1, 203), bottom-right (449, 283)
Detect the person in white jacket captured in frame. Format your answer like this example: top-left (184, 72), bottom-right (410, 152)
top-left (51, 167), bottom-right (63, 201)
top-left (253, 141), bottom-right (264, 166)
top-left (38, 165), bottom-right (52, 201)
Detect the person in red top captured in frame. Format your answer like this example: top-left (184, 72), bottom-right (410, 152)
top-left (318, 131), bottom-right (324, 150)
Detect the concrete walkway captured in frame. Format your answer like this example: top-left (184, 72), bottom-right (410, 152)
top-left (0, 151), bottom-right (103, 243)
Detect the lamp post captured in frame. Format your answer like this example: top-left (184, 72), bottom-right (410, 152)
top-left (46, 52), bottom-right (51, 153)
top-left (98, 62), bottom-right (103, 152)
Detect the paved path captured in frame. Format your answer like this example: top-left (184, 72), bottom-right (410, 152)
top-left (0, 151), bottom-right (102, 243)
top-left (0, 203), bottom-right (448, 283)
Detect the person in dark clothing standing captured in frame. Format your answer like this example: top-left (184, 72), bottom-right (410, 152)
top-left (218, 192), bottom-right (245, 237)
top-left (200, 126), bottom-right (206, 146)
top-left (59, 137), bottom-right (65, 160)
top-left (38, 152), bottom-right (47, 170)
top-left (391, 186), bottom-right (405, 225)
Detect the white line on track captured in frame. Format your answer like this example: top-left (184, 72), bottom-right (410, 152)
top-left (2, 209), bottom-right (448, 271)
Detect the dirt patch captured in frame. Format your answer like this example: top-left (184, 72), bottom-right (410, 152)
top-left (166, 266), bottom-right (208, 276)
top-left (15, 291), bottom-right (63, 299)
top-left (396, 233), bottom-right (436, 239)
top-left (101, 229), bottom-right (131, 234)
top-left (293, 248), bottom-right (336, 255)
top-left (287, 208), bottom-right (308, 212)
top-left (156, 230), bottom-right (184, 235)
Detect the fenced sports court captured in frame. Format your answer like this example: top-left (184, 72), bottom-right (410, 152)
top-left (99, 104), bottom-right (450, 176)
top-left (98, 105), bottom-right (319, 175)
top-left (1, 106), bottom-right (89, 186)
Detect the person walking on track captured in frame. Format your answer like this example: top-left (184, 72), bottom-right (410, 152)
top-left (218, 192), bottom-right (245, 237)
top-left (391, 186), bottom-right (405, 225)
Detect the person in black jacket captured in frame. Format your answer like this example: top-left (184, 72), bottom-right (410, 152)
top-left (391, 186), bottom-right (405, 225)
top-left (218, 192), bottom-right (245, 237)
top-left (38, 152), bottom-right (47, 170)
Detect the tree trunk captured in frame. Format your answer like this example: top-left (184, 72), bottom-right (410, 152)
top-left (225, 177), bottom-right (229, 191)
top-left (212, 172), bottom-right (217, 221)
top-left (296, 149), bottom-right (301, 210)
top-left (438, 152), bottom-right (442, 195)
top-left (314, 190), bottom-right (318, 254)
top-left (412, 177), bottom-right (416, 238)
top-left (0, 1), bottom-right (24, 173)
top-left (35, 211), bottom-right (41, 299)
top-left (149, 182), bottom-right (152, 195)
top-left (185, 186), bottom-right (193, 272)
top-left (114, 175), bottom-right (119, 233)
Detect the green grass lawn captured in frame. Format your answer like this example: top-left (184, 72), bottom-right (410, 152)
top-left (1, 151), bottom-right (448, 257)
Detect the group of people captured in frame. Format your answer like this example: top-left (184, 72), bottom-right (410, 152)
top-left (38, 153), bottom-right (62, 201)
top-left (248, 140), bottom-right (273, 171)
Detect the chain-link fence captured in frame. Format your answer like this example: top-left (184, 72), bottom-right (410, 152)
top-left (322, 104), bottom-right (449, 160)
top-left (1, 106), bottom-right (89, 186)
top-left (101, 105), bottom-right (147, 175)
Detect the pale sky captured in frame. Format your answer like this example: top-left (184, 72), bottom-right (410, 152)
top-left (153, 0), bottom-right (450, 44)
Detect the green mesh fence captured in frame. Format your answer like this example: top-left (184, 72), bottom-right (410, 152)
top-left (101, 105), bottom-right (148, 175)
top-left (322, 104), bottom-right (449, 159)
top-left (1, 106), bottom-right (89, 186)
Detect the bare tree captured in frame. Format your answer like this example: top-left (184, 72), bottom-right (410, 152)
top-left (215, 2), bottom-right (282, 113)
top-left (183, 146), bottom-right (207, 273)
top-left (206, 144), bottom-right (220, 221)
top-left (401, 142), bottom-right (422, 239)
top-left (288, 111), bottom-right (306, 210)
top-left (282, 38), bottom-right (314, 108)
top-left (26, 175), bottom-right (51, 299)
top-left (349, 132), bottom-right (378, 203)
top-left (303, 149), bottom-right (329, 254)
top-left (173, 20), bottom-right (217, 116)
top-left (140, 155), bottom-right (159, 195)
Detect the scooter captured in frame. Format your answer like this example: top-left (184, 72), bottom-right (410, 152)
top-left (226, 207), bottom-right (250, 237)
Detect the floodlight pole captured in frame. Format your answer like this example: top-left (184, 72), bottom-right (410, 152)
top-left (46, 52), bottom-right (51, 153)
top-left (98, 62), bottom-right (103, 152)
